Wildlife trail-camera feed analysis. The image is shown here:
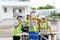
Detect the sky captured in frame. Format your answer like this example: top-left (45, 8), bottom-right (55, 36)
top-left (30, 0), bottom-right (60, 9)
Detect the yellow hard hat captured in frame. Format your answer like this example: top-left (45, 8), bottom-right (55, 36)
top-left (36, 17), bottom-right (43, 22)
top-left (32, 16), bottom-right (37, 19)
top-left (36, 17), bottom-right (41, 20)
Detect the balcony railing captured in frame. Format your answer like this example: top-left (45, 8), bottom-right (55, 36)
top-left (1, 0), bottom-right (30, 2)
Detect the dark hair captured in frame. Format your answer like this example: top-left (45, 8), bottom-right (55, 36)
top-left (42, 18), bottom-right (45, 20)
top-left (17, 16), bottom-right (22, 20)
top-left (27, 15), bottom-right (29, 16)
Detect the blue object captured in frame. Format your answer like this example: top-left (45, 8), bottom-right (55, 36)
top-left (30, 20), bottom-right (33, 28)
top-left (29, 31), bottom-right (38, 34)
top-left (28, 31), bottom-right (39, 40)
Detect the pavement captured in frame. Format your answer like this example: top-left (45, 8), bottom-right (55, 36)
top-left (0, 29), bottom-right (12, 38)
top-left (0, 29), bottom-right (13, 40)
top-left (0, 28), bottom-right (60, 40)
top-left (0, 38), bottom-right (12, 40)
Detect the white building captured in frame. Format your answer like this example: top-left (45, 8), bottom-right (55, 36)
top-left (0, 0), bottom-right (30, 19)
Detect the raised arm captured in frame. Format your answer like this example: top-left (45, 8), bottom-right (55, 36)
top-left (30, 11), bottom-right (32, 20)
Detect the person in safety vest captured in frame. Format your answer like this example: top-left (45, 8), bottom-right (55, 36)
top-left (36, 17), bottom-right (43, 40)
top-left (41, 16), bottom-right (51, 40)
top-left (32, 17), bottom-right (38, 31)
top-left (24, 15), bottom-right (30, 27)
top-left (29, 17), bottom-right (38, 32)
top-left (12, 16), bottom-right (23, 40)
top-left (36, 17), bottom-right (43, 30)
top-left (29, 11), bottom-right (38, 32)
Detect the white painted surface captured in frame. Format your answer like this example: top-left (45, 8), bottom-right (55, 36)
top-left (0, 6), bottom-right (1, 19)
top-left (0, 0), bottom-right (30, 19)
top-left (1, 7), bottom-right (13, 19)
top-left (1, 0), bottom-right (29, 1)
top-left (57, 21), bottom-right (60, 39)
top-left (0, 38), bottom-right (12, 40)
top-left (0, 6), bottom-right (2, 19)
top-left (33, 9), bottom-right (60, 16)
top-left (0, 2), bottom-right (30, 6)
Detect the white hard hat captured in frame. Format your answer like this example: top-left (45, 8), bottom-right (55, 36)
top-left (39, 15), bottom-right (46, 18)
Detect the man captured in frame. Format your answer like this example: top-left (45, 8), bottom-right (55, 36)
top-left (24, 15), bottom-right (30, 27)
top-left (12, 16), bottom-right (23, 40)
top-left (41, 16), bottom-right (51, 40)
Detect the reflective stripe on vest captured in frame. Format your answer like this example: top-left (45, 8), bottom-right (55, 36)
top-left (12, 20), bottom-right (22, 36)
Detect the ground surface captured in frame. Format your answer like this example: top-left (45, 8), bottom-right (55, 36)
top-left (0, 38), bottom-right (12, 40)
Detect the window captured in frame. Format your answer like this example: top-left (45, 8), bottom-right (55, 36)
top-left (4, 7), bottom-right (7, 13)
top-left (19, 9), bottom-right (22, 13)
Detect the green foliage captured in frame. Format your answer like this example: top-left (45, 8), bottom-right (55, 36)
top-left (31, 7), bottom-right (36, 10)
top-left (44, 4), bottom-right (54, 9)
top-left (51, 11), bottom-right (57, 16)
top-left (49, 11), bottom-right (60, 18)
top-left (37, 6), bottom-right (45, 9)
top-left (37, 4), bottom-right (55, 10)
top-left (31, 4), bottom-right (55, 10)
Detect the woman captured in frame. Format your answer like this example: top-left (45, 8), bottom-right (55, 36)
top-left (36, 17), bottom-right (42, 40)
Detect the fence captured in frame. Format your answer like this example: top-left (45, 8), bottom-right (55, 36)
top-left (32, 9), bottom-right (60, 16)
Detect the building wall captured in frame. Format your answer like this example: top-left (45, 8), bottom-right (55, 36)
top-left (0, 6), bottom-right (1, 19)
top-left (0, 5), bottom-right (3, 19)
top-left (13, 7), bottom-right (25, 17)
top-left (25, 6), bottom-right (30, 16)
top-left (1, 0), bottom-right (18, 1)
top-left (0, 6), bottom-right (30, 19)
top-left (32, 9), bottom-right (60, 16)
top-left (1, 7), bottom-right (13, 19)
top-left (1, 0), bottom-right (29, 1)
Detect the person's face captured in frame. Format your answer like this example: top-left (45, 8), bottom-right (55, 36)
top-left (18, 17), bottom-right (22, 21)
top-left (37, 19), bottom-right (40, 22)
top-left (42, 18), bottom-right (46, 22)
top-left (27, 15), bottom-right (30, 19)
top-left (32, 19), bottom-right (36, 23)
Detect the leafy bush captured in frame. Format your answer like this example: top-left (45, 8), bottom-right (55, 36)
top-left (37, 4), bottom-right (55, 10)
top-left (44, 4), bottom-right (54, 9)
top-left (31, 7), bottom-right (36, 10)
top-left (49, 11), bottom-right (60, 18)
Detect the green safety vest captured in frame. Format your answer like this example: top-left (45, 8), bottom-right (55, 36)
top-left (24, 18), bottom-right (30, 26)
top-left (29, 22), bottom-right (38, 32)
top-left (12, 20), bottom-right (22, 36)
top-left (42, 21), bottom-right (50, 31)
top-left (33, 25), bottom-right (38, 32)
top-left (42, 21), bottom-right (48, 29)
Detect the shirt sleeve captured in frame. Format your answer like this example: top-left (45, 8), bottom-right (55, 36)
top-left (30, 20), bottom-right (33, 28)
top-left (13, 21), bottom-right (17, 27)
